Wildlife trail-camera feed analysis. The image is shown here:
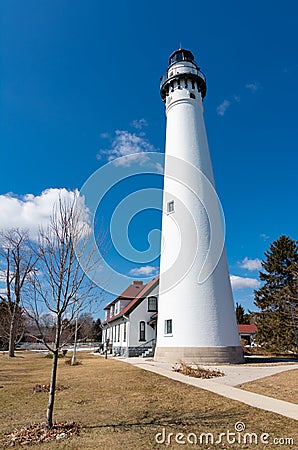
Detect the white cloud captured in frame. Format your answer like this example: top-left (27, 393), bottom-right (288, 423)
top-left (245, 82), bottom-right (260, 93)
top-left (260, 233), bottom-right (269, 241)
top-left (100, 132), bottom-right (110, 139)
top-left (240, 257), bottom-right (262, 271)
top-left (155, 162), bottom-right (164, 174)
top-left (230, 275), bottom-right (260, 290)
top-left (130, 119), bottom-right (148, 130)
top-left (0, 188), bottom-right (86, 239)
top-left (97, 129), bottom-right (158, 167)
top-left (283, 64), bottom-right (298, 74)
top-left (129, 266), bottom-right (159, 276)
top-left (0, 270), bottom-right (6, 282)
top-left (216, 100), bottom-right (231, 116)
top-left (216, 81), bottom-right (260, 117)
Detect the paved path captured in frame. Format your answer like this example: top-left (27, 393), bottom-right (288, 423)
top-left (118, 357), bottom-right (298, 421)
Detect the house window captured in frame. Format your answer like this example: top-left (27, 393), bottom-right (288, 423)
top-left (117, 324), bottom-right (120, 342)
top-left (167, 201), bottom-right (174, 214)
top-left (123, 322), bottom-right (127, 342)
top-left (165, 319), bottom-right (172, 335)
top-left (139, 321), bottom-right (146, 341)
top-left (148, 296), bottom-right (157, 312)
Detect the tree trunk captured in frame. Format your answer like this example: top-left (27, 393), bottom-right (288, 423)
top-left (46, 321), bottom-right (61, 429)
top-left (46, 349), bottom-right (59, 428)
top-left (71, 316), bottom-right (78, 366)
top-left (8, 314), bottom-right (16, 357)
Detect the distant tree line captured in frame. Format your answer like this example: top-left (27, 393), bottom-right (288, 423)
top-left (0, 310), bottom-right (102, 350)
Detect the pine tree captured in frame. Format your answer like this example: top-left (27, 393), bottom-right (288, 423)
top-left (235, 303), bottom-right (250, 324)
top-left (91, 318), bottom-right (102, 342)
top-left (254, 235), bottom-right (298, 353)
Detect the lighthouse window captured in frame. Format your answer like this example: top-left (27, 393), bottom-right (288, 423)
top-left (190, 92), bottom-right (196, 99)
top-left (165, 319), bottom-right (172, 335)
top-left (167, 201), bottom-right (175, 214)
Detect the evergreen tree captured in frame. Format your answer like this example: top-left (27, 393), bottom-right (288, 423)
top-left (91, 318), bottom-right (102, 342)
top-left (235, 303), bottom-right (250, 324)
top-left (254, 235), bottom-right (298, 352)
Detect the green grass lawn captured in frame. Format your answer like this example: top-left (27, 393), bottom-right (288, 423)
top-left (0, 352), bottom-right (297, 449)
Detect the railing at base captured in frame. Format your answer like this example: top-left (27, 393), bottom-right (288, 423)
top-left (136, 338), bottom-right (156, 349)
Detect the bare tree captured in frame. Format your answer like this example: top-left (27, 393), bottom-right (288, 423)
top-left (71, 313), bottom-right (94, 366)
top-left (0, 229), bottom-right (36, 357)
top-left (0, 299), bottom-right (26, 349)
top-left (76, 312), bottom-right (94, 341)
top-left (26, 195), bottom-right (104, 428)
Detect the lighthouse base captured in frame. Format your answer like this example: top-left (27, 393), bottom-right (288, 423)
top-left (154, 346), bottom-right (244, 364)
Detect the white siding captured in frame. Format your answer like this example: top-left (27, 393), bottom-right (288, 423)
top-left (129, 285), bottom-right (158, 347)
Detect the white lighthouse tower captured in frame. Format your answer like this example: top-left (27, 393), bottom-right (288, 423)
top-left (155, 48), bottom-right (244, 364)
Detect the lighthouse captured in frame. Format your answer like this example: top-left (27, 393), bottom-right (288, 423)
top-left (155, 48), bottom-right (244, 364)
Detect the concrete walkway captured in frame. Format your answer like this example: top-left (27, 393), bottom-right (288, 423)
top-left (118, 357), bottom-right (298, 421)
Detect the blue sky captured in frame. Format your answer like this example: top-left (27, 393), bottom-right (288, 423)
top-left (1, 0), bottom-right (297, 314)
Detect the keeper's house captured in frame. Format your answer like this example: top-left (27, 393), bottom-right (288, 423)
top-left (102, 276), bottom-right (257, 357)
top-left (102, 277), bottom-right (159, 357)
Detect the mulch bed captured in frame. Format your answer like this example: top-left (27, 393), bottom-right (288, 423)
top-left (1, 422), bottom-right (80, 446)
top-left (32, 384), bottom-right (70, 393)
top-left (172, 362), bottom-right (224, 379)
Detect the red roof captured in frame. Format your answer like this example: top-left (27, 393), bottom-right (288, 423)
top-left (238, 324), bottom-right (257, 333)
top-left (104, 280), bottom-right (144, 310)
top-left (103, 276), bottom-right (159, 324)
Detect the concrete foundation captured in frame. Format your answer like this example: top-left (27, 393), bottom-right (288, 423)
top-left (154, 346), bottom-right (245, 364)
